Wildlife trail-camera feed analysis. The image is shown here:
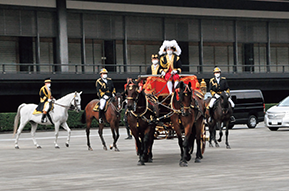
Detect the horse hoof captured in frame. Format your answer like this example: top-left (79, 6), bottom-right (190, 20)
top-left (215, 143), bottom-right (220, 147)
top-left (217, 139), bottom-right (222, 142)
top-left (37, 145), bottom-right (42, 149)
top-left (226, 145), bottom-right (231, 149)
top-left (110, 145), bottom-right (113, 150)
top-left (147, 158), bottom-right (153, 163)
top-left (115, 148), bottom-right (120, 152)
top-left (88, 147), bottom-right (93, 151)
top-left (55, 146), bottom-right (60, 149)
top-left (103, 146), bottom-right (107, 150)
top-left (137, 161), bottom-right (145, 166)
top-left (195, 158), bottom-right (202, 163)
top-left (179, 161), bottom-right (188, 167)
top-left (209, 143), bottom-right (214, 147)
top-left (15, 146), bottom-right (19, 149)
top-left (65, 143), bottom-right (69, 147)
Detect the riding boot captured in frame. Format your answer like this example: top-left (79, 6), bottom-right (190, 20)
top-left (99, 109), bottom-right (104, 124)
top-left (41, 113), bottom-right (47, 123)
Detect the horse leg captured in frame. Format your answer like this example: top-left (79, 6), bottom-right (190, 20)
top-left (195, 119), bottom-right (203, 163)
top-left (208, 121), bottom-right (216, 147)
top-left (15, 120), bottom-right (28, 149)
top-left (61, 122), bottom-right (71, 147)
top-left (225, 121), bottom-right (231, 149)
top-left (86, 117), bottom-right (93, 151)
top-left (98, 123), bottom-right (107, 150)
top-left (30, 122), bottom-right (41, 148)
top-left (109, 123), bottom-right (120, 151)
top-left (217, 121), bottom-right (223, 143)
top-left (54, 123), bottom-right (60, 148)
top-left (147, 127), bottom-right (155, 163)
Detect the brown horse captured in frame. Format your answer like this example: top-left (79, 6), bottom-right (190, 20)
top-left (125, 79), bottom-right (159, 165)
top-left (205, 91), bottom-right (233, 149)
top-left (170, 81), bottom-right (204, 166)
top-left (81, 93), bottom-right (124, 151)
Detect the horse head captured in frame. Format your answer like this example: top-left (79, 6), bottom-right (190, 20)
top-left (125, 79), bottom-right (140, 111)
top-left (112, 92), bottom-right (124, 112)
top-left (175, 81), bottom-right (192, 116)
top-left (70, 91), bottom-right (82, 112)
top-left (220, 91), bottom-right (229, 109)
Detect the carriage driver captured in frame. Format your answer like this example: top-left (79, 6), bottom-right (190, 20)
top-left (96, 68), bottom-right (116, 124)
top-left (38, 78), bottom-right (54, 123)
top-left (146, 54), bottom-right (161, 75)
top-left (207, 67), bottom-right (235, 122)
top-left (159, 40), bottom-right (182, 95)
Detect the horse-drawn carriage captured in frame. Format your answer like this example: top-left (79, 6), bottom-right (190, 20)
top-left (125, 74), bottom-right (208, 166)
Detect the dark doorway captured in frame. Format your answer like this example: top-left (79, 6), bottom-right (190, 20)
top-left (244, 43), bottom-right (254, 72)
top-left (104, 40), bottom-right (116, 72)
top-left (178, 41), bottom-right (189, 73)
top-left (19, 37), bottom-right (34, 72)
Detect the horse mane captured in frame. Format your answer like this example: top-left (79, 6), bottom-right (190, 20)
top-left (55, 92), bottom-right (75, 103)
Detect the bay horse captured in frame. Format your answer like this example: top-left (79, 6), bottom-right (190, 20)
top-left (13, 91), bottom-right (82, 149)
top-left (205, 91), bottom-right (233, 149)
top-left (171, 81), bottom-right (204, 166)
top-left (81, 92), bottom-right (124, 151)
top-left (125, 79), bottom-right (159, 165)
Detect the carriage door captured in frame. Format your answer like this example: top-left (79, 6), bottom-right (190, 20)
top-left (103, 40), bottom-right (116, 72)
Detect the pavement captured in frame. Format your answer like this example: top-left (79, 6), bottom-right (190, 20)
top-left (1, 122), bottom-right (289, 191)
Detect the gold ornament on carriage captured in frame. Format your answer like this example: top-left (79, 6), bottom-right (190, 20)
top-left (200, 79), bottom-right (207, 95)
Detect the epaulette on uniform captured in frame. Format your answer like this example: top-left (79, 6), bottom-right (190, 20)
top-left (209, 78), bottom-right (215, 82)
top-left (221, 77), bottom-right (226, 79)
top-left (107, 78), bottom-right (112, 80)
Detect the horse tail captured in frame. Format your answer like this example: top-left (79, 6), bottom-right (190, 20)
top-left (13, 103), bottom-right (26, 136)
top-left (81, 110), bottom-right (86, 124)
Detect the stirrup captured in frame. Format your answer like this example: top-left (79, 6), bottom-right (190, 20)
top-left (230, 116), bottom-right (236, 122)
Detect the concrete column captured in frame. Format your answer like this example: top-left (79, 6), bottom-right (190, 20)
top-left (56, 0), bottom-right (69, 72)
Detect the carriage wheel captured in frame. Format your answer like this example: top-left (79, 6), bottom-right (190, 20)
top-left (200, 121), bottom-right (206, 155)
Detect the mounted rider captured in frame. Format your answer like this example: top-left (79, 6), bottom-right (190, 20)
top-left (207, 67), bottom-right (235, 121)
top-left (146, 54), bottom-right (161, 75)
top-left (36, 78), bottom-right (54, 123)
top-left (159, 40), bottom-right (182, 95)
top-left (96, 68), bottom-right (116, 124)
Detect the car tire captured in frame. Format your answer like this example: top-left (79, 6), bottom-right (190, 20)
top-left (247, 115), bottom-right (257, 128)
top-left (268, 127), bottom-right (279, 131)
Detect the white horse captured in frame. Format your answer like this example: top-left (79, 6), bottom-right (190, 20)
top-left (13, 91), bottom-right (82, 149)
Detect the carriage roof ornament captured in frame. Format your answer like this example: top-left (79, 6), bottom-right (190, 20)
top-left (158, 40), bottom-right (182, 56)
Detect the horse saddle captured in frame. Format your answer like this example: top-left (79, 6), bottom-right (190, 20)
top-left (93, 99), bottom-right (110, 112)
top-left (33, 102), bottom-right (54, 115)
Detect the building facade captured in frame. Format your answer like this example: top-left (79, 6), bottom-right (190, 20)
top-left (0, 0), bottom-right (289, 112)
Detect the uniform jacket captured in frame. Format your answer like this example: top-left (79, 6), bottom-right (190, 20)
top-left (35, 85), bottom-right (52, 113)
top-left (159, 54), bottom-right (182, 74)
top-left (146, 64), bottom-right (161, 75)
top-left (209, 77), bottom-right (230, 96)
top-left (96, 78), bottom-right (116, 98)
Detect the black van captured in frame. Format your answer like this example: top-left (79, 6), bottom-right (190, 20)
top-left (205, 89), bottom-right (265, 129)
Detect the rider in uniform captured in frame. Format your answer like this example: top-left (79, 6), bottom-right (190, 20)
top-left (159, 40), bottom-right (182, 95)
top-left (207, 67), bottom-right (235, 121)
top-left (96, 68), bottom-right (116, 124)
top-left (38, 78), bottom-right (53, 123)
top-left (146, 54), bottom-right (161, 75)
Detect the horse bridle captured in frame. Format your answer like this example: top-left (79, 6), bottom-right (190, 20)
top-left (53, 93), bottom-right (81, 112)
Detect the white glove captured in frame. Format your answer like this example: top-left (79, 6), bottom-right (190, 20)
top-left (161, 71), bottom-right (166, 76)
top-left (113, 94), bottom-right (116, 97)
top-left (48, 99), bottom-right (52, 102)
top-left (103, 95), bottom-right (109, 100)
top-left (171, 70), bottom-right (177, 74)
top-left (215, 94), bottom-right (220, 99)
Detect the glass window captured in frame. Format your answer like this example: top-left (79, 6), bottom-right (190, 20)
top-left (189, 43), bottom-right (199, 73)
top-left (203, 19), bottom-right (234, 42)
top-left (67, 12), bottom-right (81, 38)
top-left (165, 18), bottom-right (188, 41)
top-left (38, 11), bottom-right (56, 37)
top-left (237, 21), bottom-right (267, 43)
top-left (270, 21), bottom-right (289, 43)
top-left (0, 37), bottom-right (17, 72)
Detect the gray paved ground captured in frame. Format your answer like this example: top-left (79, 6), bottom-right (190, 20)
top-left (1, 123), bottom-right (289, 191)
